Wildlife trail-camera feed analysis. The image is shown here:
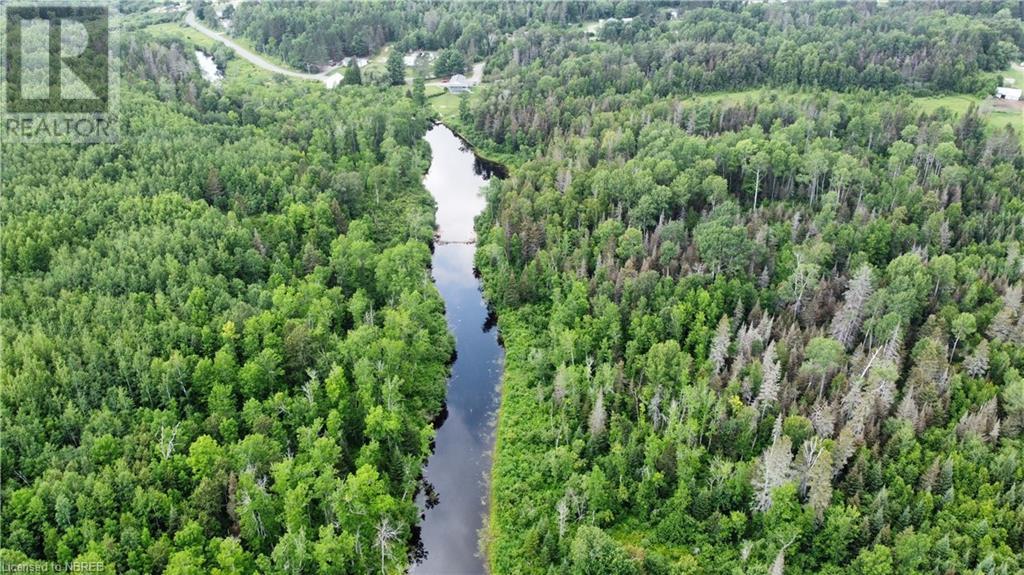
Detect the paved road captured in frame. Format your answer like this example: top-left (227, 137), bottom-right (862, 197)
top-left (185, 12), bottom-right (342, 88)
top-left (187, 12), bottom-right (485, 92)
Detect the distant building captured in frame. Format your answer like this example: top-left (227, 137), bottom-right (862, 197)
top-left (404, 50), bottom-right (436, 67)
top-left (445, 74), bottom-right (471, 93)
top-left (996, 87), bottom-right (1022, 100)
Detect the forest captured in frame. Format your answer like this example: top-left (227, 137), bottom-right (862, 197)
top-left (469, 1), bottom-right (1021, 153)
top-left (477, 92), bottom-right (1024, 574)
top-left (2, 1), bottom-right (1024, 574)
top-left (463, 2), bottom-right (1024, 574)
top-left (2, 25), bottom-right (450, 574)
top-left (226, 0), bottom-right (630, 71)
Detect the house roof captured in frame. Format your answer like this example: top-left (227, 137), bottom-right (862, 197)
top-left (447, 74), bottom-right (468, 86)
top-left (996, 87), bottom-right (1022, 99)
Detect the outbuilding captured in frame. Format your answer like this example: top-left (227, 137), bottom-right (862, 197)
top-left (996, 87), bottom-right (1022, 100)
top-left (445, 74), bottom-right (471, 93)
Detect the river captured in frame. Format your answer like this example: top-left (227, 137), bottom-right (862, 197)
top-left (411, 124), bottom-right (505, 575)
top-left (195, 50), bottom-right (223, 84)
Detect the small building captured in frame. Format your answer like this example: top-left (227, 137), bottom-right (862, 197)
top-left (445, 74), bottom-right (471, 94)
top-left (996, 87), bottom-right (1022, 101)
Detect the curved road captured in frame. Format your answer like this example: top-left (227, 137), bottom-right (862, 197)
top-left (185, 12), bottom-right (342, 88)
top-left (186, 12), bottom-right (486, 92)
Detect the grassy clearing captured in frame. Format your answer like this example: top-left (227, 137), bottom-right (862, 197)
top-left (429, 91), bottom-right (467, 122)
top-left (425, 85), bottom-right (446, 98)
top-left (908, 92), bottom-right (1020, 144)
top-left (220, 57), bottom-right (273, 84)
top-left (145, 22), bottom-right (218, 51)
top-left (581, 19), bottom-right (602, 35)
top-left (1002, 64), bottom-right (1024, 88)
top-left (985, 106), bottom-right (1023, 143)
top-left (916, 96), bottom-right (1022, 145)
top-left (909, 68), bottom-right (1022, 144)
top-left (911, 94), bottom-right (977, 115)
top-left (371, 44), bottom-right (392, 66)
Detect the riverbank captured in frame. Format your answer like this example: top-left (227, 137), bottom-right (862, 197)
top-left (480, 308), bottom-right (553, 574)
top-left (429, 111), bottom-right (527, 173)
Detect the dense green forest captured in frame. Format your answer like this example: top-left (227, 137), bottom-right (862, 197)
top-left (1, 28), bottom-right (450, 574)
top-left (470, 2), bottom-right (1021, 152)
top-left (226, 0), bottom-right (1020, 92)
top-left (229, 0), bottom-right (635, 71)
top-left (3, 1), bottom-right (1024, 574)
top-left (461, 2), bottom-right (1024, 575)
top-left (478, 92), bottom-right (1024, 574)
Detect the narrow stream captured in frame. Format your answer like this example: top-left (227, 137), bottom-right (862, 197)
top-left (412, 124), bottom-right (505, 574)
top-left (195, 50), bottom-right (223, 84)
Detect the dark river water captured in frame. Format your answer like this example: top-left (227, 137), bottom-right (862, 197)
top-left (411, 124), bottom-right (504, 575)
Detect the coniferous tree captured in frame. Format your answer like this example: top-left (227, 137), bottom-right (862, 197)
top-left (344, 59), bottom-right (362, 85)
top-left (386, 49), bottom-right (404, 86)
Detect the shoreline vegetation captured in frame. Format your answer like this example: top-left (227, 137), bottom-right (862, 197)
top-left (3, 2), bottom-right (1023, 574)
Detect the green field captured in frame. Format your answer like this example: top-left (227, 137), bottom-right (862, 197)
top-left (429, 89), bottom-right (467, 122)
top-left (905, 92), bottom-right (1020, 143)
top-left (912, 94), bottom-right (977, 115)
top-left (985, 106), bottom-right (1023, 141)
top-left (1002, 64), bottom-right (1024, 87)
top-left (145, 21), bottom-right (219, 51)
top-left (691, 88), bottom-right (765, 105)
top-left (700, 89), bottom-right (1017, 144)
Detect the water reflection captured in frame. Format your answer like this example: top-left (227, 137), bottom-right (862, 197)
top-left (412, 125), bottom-right (505, 574)
top-left (431, 242), bottom-right (478, 288)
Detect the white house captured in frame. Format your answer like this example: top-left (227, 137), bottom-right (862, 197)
top-left (445, 74), bottom-right (471, 94)
top-left (996, 87), bottom-right (1022, 101)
